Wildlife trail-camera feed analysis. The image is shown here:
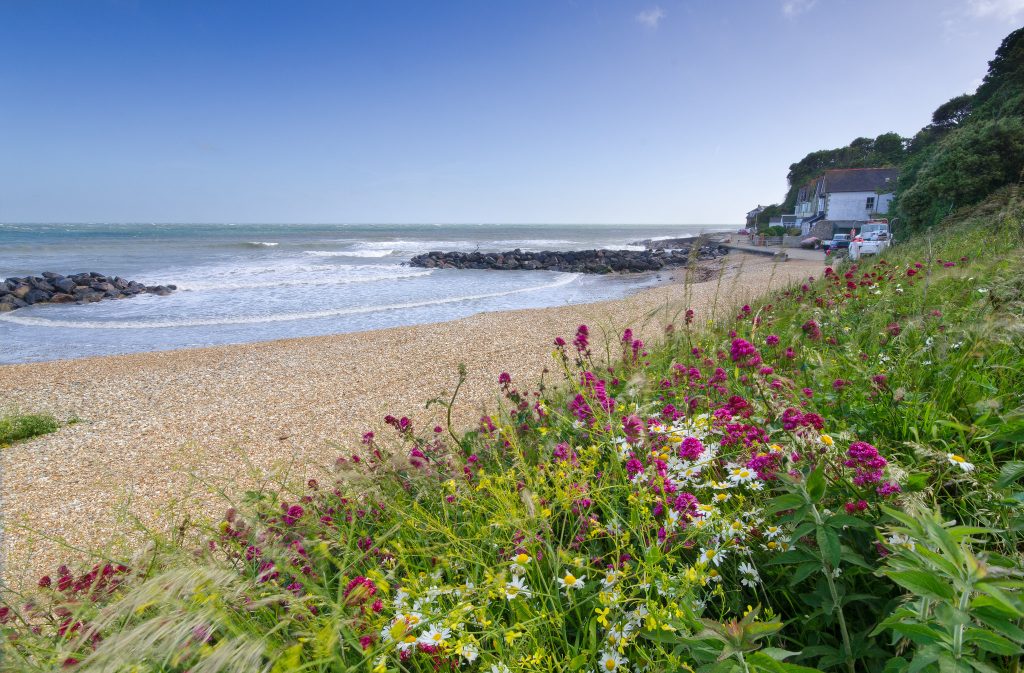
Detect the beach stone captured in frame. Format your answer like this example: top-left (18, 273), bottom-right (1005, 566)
top-left (0, 272), bottom-right (176, 313)
top-left (23, 289), bottom-right (52, 305)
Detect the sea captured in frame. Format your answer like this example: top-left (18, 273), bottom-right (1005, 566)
top-left (0, 223), bottom-right (727, 364)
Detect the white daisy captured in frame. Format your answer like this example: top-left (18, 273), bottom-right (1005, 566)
top-left (457, 642), bottom-right (479, 662)
top-left (490, 665), bottom-right (511, 673)
top-left (698, 546), bottom-right (727, 566)
top-left (946, 453), bottom-right (975, 472)
top-left (510, 552), bottom-right (532, 574)
top-left (887, 532), bottom-right (915, 550)
top-left (504, 576), bottom-right (532, 600)
top-left (557, 570), bottom-right (586, 592)
top-left (738, 561), bottom-right (760, 587)
top-left (728, 465), bottom-right (757, 485)
top-left (599, 649), bottom-right (627, 672)
top-left (418, 625), bottom-right (452, 647)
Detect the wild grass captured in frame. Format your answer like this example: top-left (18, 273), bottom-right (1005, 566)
top-left (0, 412), bottom-right (59, 448)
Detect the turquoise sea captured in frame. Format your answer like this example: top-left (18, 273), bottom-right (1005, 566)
top-left (0, 223), bottom-right (727, 364)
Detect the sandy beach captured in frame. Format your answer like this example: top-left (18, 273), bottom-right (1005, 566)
top-left (0, 253), bottom-right (822, 589)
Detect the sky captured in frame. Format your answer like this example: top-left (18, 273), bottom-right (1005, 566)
top-left (0, 1), bottom-right (1021, 225)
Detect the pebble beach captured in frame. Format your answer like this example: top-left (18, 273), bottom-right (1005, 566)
top-left (0, 253), bottom-right (822, 590)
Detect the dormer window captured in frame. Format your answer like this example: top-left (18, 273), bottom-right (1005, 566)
top-left (866, 196), bottom-right (876, 211)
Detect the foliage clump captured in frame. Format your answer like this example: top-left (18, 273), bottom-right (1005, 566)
top-left (0, 412), bottom-right (59, 447)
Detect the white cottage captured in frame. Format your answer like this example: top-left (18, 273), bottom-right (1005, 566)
top-left (796, 167), bottom-right (898, 236)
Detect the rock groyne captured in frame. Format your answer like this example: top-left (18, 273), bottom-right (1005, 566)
top-left (0, 272), bottom-right (176, 313)
top-left (409, 243), bottom-right (728, 274)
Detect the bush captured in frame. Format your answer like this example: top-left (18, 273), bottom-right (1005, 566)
top-left (897, 117), bottom-right (1024, 230)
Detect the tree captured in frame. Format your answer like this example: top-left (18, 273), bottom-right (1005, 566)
top-left (930, 94), bottom-right (973, 129)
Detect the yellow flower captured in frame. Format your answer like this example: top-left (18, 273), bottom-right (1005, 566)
top-left (820, 434), bottom-right (834, 447)
top-left (594, 607), bottom-right (610, 627)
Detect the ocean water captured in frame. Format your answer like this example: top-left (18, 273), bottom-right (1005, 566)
top-left (0, 223), bottom-right (726, 364)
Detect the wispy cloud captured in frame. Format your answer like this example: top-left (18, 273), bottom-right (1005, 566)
top-left (965, 0), bottom-right (1024, 19)
top-left (782, 0), bottom-right (817, 17)
top-left (635, 6), bottom-right (666, 28)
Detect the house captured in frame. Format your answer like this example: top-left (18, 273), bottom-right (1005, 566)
top-left (745, 205), bottom-right (765, 228)
top-left (796, 167), bottom-right (898, 236)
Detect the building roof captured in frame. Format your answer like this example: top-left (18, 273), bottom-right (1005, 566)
top-left (746, 205), bottom-right (765, 217)
top-left (822, 168), bottom-right (898, 194)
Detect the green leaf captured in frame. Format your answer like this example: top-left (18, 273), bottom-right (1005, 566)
top-left (789, 522), bottom-right (816, 544)
top-left (806, 466), bottom-right (826, 503)
top-left (971, 600), bottom-right (1024, 641)
top-left (887, 622), bottom-right (949, 645)
top-left (963, 628), bottom-right (1021, 655)
top-left (885, 570), bottom-right (957, 602)
top-left (765, 549), bottom-right (817, 566)
top-left (789, 561), bottom-right (821, 587)
top-left (977, 583), bottom-right (1024, 616)
top-left (768, 493), bottom-right (806, 515)
top-left (747, 652), bottom-right (826, 673)
top-left (569, 654), bottom-right (589, 671)
top-left (760, 648), bottom-right (800, 661)
top-left (996, 461), bottom-right (1024, 488)
top-left (817, 526), bottom-right (841, 569)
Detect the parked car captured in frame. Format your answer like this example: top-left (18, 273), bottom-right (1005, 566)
top-left (825, 234), bottom-right (851, 252)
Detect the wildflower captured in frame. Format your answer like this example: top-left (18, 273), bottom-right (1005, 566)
top-left (419, 626), bottom-right (452, 647)
top-left (738, 562), bottom-right (760, 587)
top-left (510, 552), bottom-right (532, 573)
top-left (458, 642), bottom-right (479, 662)
top-left (946, 453), bottom-right (975, 472)
top-left (698, 546), bottom-right (727, 566)
top-left (574, 325), bottom-right (590, 353)
top-left (490, 665), bottom-right (511, 673)
top-left (557, 570), bottom-right (586, 592)
top-left (595, 607), bottom-right (611, 627)
top-left (504, 576), bottom-right (532, 600)
top-left (887, 533), bottom-right (915, 550)
top-left (727, 465), bottom-right (757, 485)
top-left (819, 434), bottom-right (834, 447)
top-left (599, 650), bottom-right (627, 671)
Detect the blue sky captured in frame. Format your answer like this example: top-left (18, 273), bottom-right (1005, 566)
top-left (1, 1), bottom-right (1020, 224)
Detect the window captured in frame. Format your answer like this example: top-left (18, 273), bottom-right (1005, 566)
top-left (866, 196), bottom-right (876, 211)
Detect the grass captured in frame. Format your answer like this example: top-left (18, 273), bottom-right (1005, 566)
top-left (0, 412), bottom-right (59, 448)
top-left (2, 189), bottom-right (1024, 672)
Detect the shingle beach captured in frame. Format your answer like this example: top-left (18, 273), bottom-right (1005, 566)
top-left (0, 253), bottom-right (822, 589)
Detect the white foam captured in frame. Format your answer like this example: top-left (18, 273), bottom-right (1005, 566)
top-left (0, 273), bottom-right (581, 329)
top-left (246, 241), bottom-right (279, 247)
top-left (177, 267), bottom-right (433, 291)
top-left (303, 249), bottom-right (394, 258)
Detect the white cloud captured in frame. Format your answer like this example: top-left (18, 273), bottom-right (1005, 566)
top-left (782, 0), bottom-right (817, 17)
top-left (635, 6), bottom-right (665, 28)
top-left (966, 0), bottom-right (1024, 19)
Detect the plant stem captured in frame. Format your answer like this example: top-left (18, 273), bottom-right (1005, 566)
top-left (811, 504), bottom-right (855, 673)
top-left (951, 584), bottom-right (972, 665)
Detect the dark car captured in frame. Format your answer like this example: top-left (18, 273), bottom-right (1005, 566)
top-left (826, 234), bottom-right (851, 252)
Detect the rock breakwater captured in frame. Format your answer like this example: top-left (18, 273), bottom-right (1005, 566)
top-left (0, 272), bottom-right (176, 313)
top-left (409, 243), bottom-right (728, 274)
